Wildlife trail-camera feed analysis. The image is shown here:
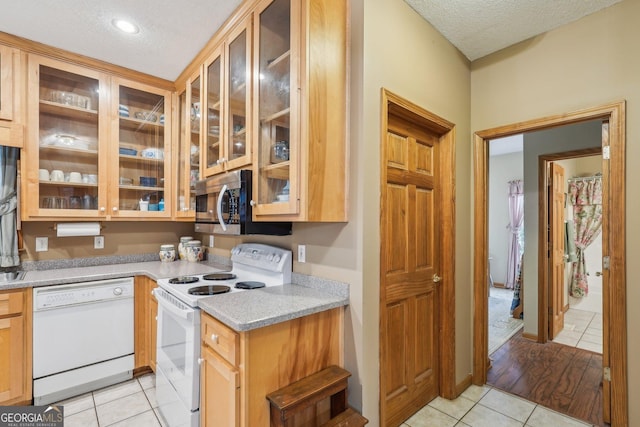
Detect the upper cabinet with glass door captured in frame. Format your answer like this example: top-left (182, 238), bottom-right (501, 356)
top-left (175, 73), bottom-right (202, 219)
top-left (111, 78), bottom-right (172, 218)
top-left (202, 16), bottom-right (252, 177)
top-left (252, 0), bottom-right (348, 221)
top-left (25, 55), bottom-right (108, 219)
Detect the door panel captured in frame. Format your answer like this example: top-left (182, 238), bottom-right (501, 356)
top-left (381, 117), bottom-right (440, 426)
top-left (549, 162), bottom-right (565, 339)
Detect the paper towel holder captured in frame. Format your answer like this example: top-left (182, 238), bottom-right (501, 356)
top-left (53, 222), bottom-right (104, 237)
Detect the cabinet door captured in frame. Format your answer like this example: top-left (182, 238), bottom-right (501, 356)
top-left (175, 72), bottom-right (202, 219)
top-left (0, 44), bottom-right (15, 121)
top-left (203, 46), bottom-right (224, 177)
top-left (223, 16), bottom-right (252, 171)
top-left (26, 55), bottom-right (108, 218)
top-left (201, 346), bottom-right (239, 427)
top-left (252, 0), bottom-right (299, 215)
top-left (0, 316), bottom-right (27, 404)
top-left (111, 79), bottom-right (172, 218)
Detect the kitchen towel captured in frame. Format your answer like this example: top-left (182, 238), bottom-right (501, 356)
top-left (56, 222), bottom-right (101, 237)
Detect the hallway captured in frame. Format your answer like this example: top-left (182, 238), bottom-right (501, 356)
top-left (487, 333), bottom-right (605, 426)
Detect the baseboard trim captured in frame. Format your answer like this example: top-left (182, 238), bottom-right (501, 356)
top-left (492, 282), bottom-right (506, 288)
top-left (455, 374), bottom-right (473, 396)
top-left (522, 332), bottom-right (538, 341)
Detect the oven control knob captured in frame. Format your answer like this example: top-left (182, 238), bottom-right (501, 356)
top-left (232, 247), bottom-right (241, 255)
top-left (113, 287), bottom-right (123, 296)
top-left (274, 254), bottom-right (281, 263)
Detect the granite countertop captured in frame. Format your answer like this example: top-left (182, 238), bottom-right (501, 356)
top-left (197, 284), bottom-right (349, 332)
top-left (1, 258), bottom-right (350, 332)
top-left (0, 260), bottom-right (228, 290)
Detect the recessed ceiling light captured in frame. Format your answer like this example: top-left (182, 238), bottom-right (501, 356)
top-left (112, 19), bottom-right (139, 34)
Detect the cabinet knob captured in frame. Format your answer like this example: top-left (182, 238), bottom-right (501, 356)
top-left (197, 358), bottom-right (204, 365)
top-left (112, 207), bottom-right (118, 212)
top-left (250, 200), bottom-right (256, 207)
top-left (211, 333), bottom-right (219, 344)
top-left (217, 158), bottom-right (226, 165)
top-left (100, 207), bottom-right (106, 212)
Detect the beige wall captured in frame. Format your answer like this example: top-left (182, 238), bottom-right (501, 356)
top-left (471, 1), bottom-right (639, 423)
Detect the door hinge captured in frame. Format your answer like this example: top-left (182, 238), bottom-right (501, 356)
top-left (604, 366), bottom-right (611, 382)
top-left (603, 256), bottom-right (610, 270)
top-left (603, 146), bottom-right (610, 160)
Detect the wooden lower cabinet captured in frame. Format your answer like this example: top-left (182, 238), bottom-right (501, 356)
top-left (200, 307), bottom-right (344, 426)
top-left (0, 288), bottom-right (32, 405)
top-left (134, 276), bottom-right (157, 372)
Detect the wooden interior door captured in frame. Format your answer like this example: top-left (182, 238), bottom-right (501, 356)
top-left (549, 162), bottom-right (565, 339)
top-left (380, 111), bottom-right (440, 426)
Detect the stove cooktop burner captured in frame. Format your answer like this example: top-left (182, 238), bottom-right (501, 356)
top-left (187, 285), bottom-right (231, 296)
top-left (202, 273), bottom-right (237, 281)
top-left (168, 276), bottom-right (199, 284)
top-left (235, 281), bottom-right (266, 290)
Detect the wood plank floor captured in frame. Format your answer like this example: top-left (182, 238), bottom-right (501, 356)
top-left (487, 333), bottom-right (607, 426)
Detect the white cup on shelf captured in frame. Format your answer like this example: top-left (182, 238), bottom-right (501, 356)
top-left (139, 200), bottom-right (149, 211)
top-left (50, 170), bottom-right (64, 182)
top-left (69, 172), bottom-right (82, 183)
top-left (39, 169), bottom-right (50, 181)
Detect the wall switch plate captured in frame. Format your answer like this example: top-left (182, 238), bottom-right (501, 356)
top-left (209, 235), bottom-right (214, 247)
top-left (35, 237), bottom-right (48, 252)
top-left (94, 236), bottom-right (104, 249)
top-left (298, 244), bottom-right (306, 263)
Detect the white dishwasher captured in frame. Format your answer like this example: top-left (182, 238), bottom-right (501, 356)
top-left (33, 277), bottom-right (135, 405)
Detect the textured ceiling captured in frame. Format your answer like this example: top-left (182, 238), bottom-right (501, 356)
top-left (404, 0), bottom-right (624, 61)
top-left (0, 0), bottom-right (625, 80)
top-left (0, 0), bottom-right (243, 81)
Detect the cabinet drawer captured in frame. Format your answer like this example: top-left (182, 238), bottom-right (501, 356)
top-left (201, 314), bottom-right (238, 367)
top-left (0, 290), bottom-right (24, 317)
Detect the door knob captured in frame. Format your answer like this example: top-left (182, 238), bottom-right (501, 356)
top-left (596, 271), bottom-right (602, 277)
top-left (433, 274), bottom-right (441, 283)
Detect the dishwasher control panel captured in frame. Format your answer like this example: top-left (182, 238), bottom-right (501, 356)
top-left (33, 278), bottom-right (134, 310)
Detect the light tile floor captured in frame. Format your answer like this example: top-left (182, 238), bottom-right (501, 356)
top-left (402, 385), bottom-right (593, 427)
top-left (54, 374), bottom-right (166, 427)
top-left (552, 308), bottom-right (602, 354)
top-left (54, 374), bottom-right (592, 427)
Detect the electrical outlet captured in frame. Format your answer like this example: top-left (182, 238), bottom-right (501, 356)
top-left (94, 235), bottom-right (104, 249)
top-left (209, 235), bottom-right (215, 247)
top-left (298, 244), bottom-right (306, 263)
top-left (35, 237), bottom-right (48, 252)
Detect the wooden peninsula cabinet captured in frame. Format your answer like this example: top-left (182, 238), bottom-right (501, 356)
top-left (0, 288), bottom-right (32, 405)
top-left (200, 307), bottom-right (343, 426)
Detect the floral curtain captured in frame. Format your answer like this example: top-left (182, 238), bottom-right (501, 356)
top-left (568, 176), bottom-right (603, 297)
top-left (505, 180), bottom-right (524, 289)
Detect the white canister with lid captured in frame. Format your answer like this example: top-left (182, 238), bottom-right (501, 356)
top-left (159, 244), bottom-right (176, 262)
top-left (178, 236), bottom-right (193, 260)
top-left (185, 240), bottom-right (203, 262)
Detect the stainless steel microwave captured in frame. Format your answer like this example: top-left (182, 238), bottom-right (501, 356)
top-left (194, 170), bottom-right (291, 236)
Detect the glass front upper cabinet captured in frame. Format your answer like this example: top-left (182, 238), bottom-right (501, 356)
top-left (31, 59), bottom-right (106, 217)
top-left (254, 0), bottom-right (295, 211)
top-left (113, 80), bottom-right (171, 217)
top-left (176, 74), bottom-right (201, 218)
top-left (203, 48), bottom-right (223, 176)
top-left (202, 16), bottom-right (252, 177)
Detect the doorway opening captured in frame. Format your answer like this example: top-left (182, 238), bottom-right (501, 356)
top-left (472, 102), bottom-right (627, 426)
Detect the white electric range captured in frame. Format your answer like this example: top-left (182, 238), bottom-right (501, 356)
top-left (153, 243), bottom-right (292, 427)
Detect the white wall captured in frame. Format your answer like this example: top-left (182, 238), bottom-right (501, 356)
top-left (488, 151), bottom-right (523, 285)
top-left (521, 121), bottom-right (601, 334)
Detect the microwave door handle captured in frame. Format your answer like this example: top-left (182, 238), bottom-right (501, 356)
top-left (217, 184), bottom-right (228, 232)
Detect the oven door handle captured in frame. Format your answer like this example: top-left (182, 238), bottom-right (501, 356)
top-left (217, 184), bottom-right (228, 232)
top-left (153, 288), bottom-right (193, 321)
